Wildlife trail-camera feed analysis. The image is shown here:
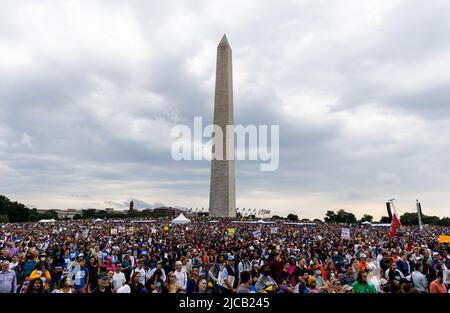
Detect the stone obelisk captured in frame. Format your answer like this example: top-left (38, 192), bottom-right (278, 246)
top-left (209, 34), bottom-right (236, 218)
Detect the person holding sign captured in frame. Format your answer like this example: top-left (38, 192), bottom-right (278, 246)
top-left (221, 255), bottom-right (237, 293)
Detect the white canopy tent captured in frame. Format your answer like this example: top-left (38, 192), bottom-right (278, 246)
top-left (255, 219), bottom-right (275, 224)
top-left (171, 213), bottom-right (191, 224)
top-left (361, 221), bottom-right (372, 226)
top-left (371, 223), bottom-right (391, 227)
top-left (38, 219), bottom-right (57, 223)
top-left (94, 218), bottom-right (104, 223)
top-left (283, 222), bottom-right (317, 226)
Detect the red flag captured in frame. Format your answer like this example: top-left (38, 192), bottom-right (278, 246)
top-left (388, 213), bottom-right (401, 239)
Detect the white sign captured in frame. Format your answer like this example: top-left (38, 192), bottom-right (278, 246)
top-left (341, 228), bottom-right (351, 239)
top-left (253, 230), bottom-right (262, 238)
top-left (443, 270), bottom-right (450, 285)
top-left (270, 227), bottom-right (278, 234)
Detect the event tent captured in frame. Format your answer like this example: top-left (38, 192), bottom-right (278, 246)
top-left (38, 219), bottom-right (57, 223)
top-left (94, 218), bottom-right (104, 223)
top-left (171, 213), bottom-right (191, 224)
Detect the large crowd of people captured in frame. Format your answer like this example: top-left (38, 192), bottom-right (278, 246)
top-left (1, 217), bottom-right (449, 294)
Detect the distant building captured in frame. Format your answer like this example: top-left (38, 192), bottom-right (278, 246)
top-left (129, 201), bottom-right (135, 212)
top-left (105, 208), bottom-right (115, 213)
top-left (152, 207), bottom-right (179, 218)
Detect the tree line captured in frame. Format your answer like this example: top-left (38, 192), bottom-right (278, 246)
top-left (2, 194), bottom-right (450, 226)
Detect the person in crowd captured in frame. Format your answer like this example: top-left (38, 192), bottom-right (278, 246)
top-left (186, 267), bottom-right (200, 293)
top-left (340, 264), bottom-right (356, 286)
top-left (255, 265), bottom-right (278, 293)
top-left (174, 260), bottom-right (188, 292)
top-left (112, 264), bottom-right (127, 292)
top-left (194, 277), bottom-right (208, 293)
top-left (92, 272), bottom-right (113, 293)
top-left (396, 252), bottom-right (411, 277)
top-left (69, 258), bottom-right (89, 293)
top-left (430, 270), bottom-right (448, 293)
top-left (221, 255), bottom-right (238, 293)
top-left (411, 263), bottom-right (428, 293)
top-left (29, 261), bottom-right (51, 291)
top-left (386, 261), bottom-right (405, 293)
top-left (148, 260), bottom-right (166, 282)
top-left (351, 270), bottom-right (377, 293)
top-left (25, 278), bottom-right (45, 294)
top-left (128, 272), bottom-right (146, 293)
top-left (0, 260), bottom-right (17, 293)
top-left (131, 259), bottom-right (147, 286)
top-left (238, 253), bottom-right (252, 279)
top-left (163, 271), bottom-right (180, 293)
top-left (146, 268), bottom-right (164, 293)
top-left (51, 276), bottom-right (75, 293)
top-left (236, 271), bottom-right (253, 293)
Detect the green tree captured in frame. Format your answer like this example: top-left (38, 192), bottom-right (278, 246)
top-left (438, 217), bottom-right (450, 226)
top-left (335, 209), bottom-right (357, 224)
top-left (287, 214), bottom-right (299, 222)
top-left (0, 214), bottom-right (9, 223)
top-left (73, 214), bottom-right (83, 220)
top-left (379, 216), bottom-right (391, 223)
top-left (358, 214), bottom-right (374, 224)
top-left (324, 210), bottom-right (336, 223)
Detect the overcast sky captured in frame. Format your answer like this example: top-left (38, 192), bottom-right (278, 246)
top-left (1, 0), bottom-right (450, 219)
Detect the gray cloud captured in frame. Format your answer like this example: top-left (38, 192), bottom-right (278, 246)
top-left (1, 0), bottom-right (450, 219)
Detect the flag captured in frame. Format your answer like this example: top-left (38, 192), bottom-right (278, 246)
top-left (388, 213), bottom-right (401, 239)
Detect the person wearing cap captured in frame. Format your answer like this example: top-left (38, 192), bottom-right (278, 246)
top-left (174, 260), bottom-right (187, 292)
top-left (379, 278), bottom-right (390, 293)
top-left (220, 255), bottom-right (238, 293)
top-left (148, 260), bottom-right (166, 282)
top-left (255, 264), bottom-right (278, 293)
top-left (0, 259), bottom-right (17, 293)
top-left (238, 253), bottom-right (251, 279)
top-left (92, 272), bottom-right (112, 293)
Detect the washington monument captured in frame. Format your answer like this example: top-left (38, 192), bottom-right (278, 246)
top-left (209, 34), bottom-right (236, 218)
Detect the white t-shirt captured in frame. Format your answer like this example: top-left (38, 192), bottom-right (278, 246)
top-left (132, 267), bottom-right (147, 285)
top-left (175, 270), bottom-right (187, 290)
top-left (112, 272), bottom-right (127, 291)
top-left (116, 284), bottom-right (131, 293)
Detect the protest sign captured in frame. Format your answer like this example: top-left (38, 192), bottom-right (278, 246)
top-left (110, 228), bottom-right (117, 235)
top-left (227, 228), bottom-right (235, 235)
top-left (443, 270), bottom-right (450, 285)
top-left (253, 230), bottom-right (262, 238)
top-left (271, 227), bottom-right (278, 234)
top-left (439, 235), bottom-right (450, 243)
top-left (341, 228), bottom-right (351, 240)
